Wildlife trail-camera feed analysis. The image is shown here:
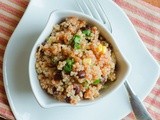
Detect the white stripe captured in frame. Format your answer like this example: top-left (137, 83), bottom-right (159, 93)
top-left (123, 9), bottom-right (160, 30)
top-left (1, 0), bottom-right (26, 12)
top-left (0, 9), bottom-right (20, 21)
top-left (148, 93), bottom-right (160, 103)
top-left (0, 102), bottom-right (12, 110)
top-left (154, 84), bottom-right (160, 89)
top-left (145, 102), bottom-right (160, 114)
top-left (135, 27), bottom-right (160, 42)
top-left (0, 22), bottom-right (14, 31)
top-left (0, 33), bottom-right (10, 40)
top-left (144, 42), bottom-right (160, 54)
top-left (124, 0), bottom-right (160, 17)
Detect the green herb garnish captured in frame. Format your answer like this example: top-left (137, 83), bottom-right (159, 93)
top-left (63, 58), bottom-right (74, 73)
top-left (82, 30), bottom-right (91, 36)
top-left (73, 35), bottom-right (81, 49)
top-left (74, 43), bottom-right (81, 49)
top-left (93, 79), bottom-right (101, 85)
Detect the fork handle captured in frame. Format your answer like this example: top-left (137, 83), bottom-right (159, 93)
top-left (124, 82), bottom-right (153, 120)
top-left (129, 94), bottom-right (153, 120)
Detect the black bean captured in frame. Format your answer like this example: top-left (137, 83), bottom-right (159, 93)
top-left (80, 27), bottom-right (86, 31)
top-left (86, 25), bottom-right (91, 29)
top-left (65, 97), bottom-right (71, 103)
top-left (54, 70), bottom-right (62, 80)
top-left (77, 70), bottom-right (86, 78)
top-left (52, 87), bottom-right (56, 94)
top-left (73, 84), bottom-right (80, 95)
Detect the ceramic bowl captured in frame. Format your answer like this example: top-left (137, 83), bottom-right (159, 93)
top-left (29, 10), bottom-right (131, 108)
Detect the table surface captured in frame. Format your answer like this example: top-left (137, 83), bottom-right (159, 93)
top-left (0, 0), bottom-right (159, 120)
top-left (144, 0), bottom-right (160, 7)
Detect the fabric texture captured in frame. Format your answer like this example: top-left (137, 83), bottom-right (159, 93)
top-left (0, 0), bottom-right (160, 119)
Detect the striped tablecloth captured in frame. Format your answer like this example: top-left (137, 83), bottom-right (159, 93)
top-left (0, 0), bottom-right (160, 119)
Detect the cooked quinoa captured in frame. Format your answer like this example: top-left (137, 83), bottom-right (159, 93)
top-left (35, 17), bottom-right (116, 104)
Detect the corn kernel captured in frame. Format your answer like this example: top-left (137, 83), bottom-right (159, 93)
top-left (97, 44), bottom-right (103, 52)
top-left (102, 46), bottom-right (106, 54)
top-left (83, 58), bottom-right (92, 65)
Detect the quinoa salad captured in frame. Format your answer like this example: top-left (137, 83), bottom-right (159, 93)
top-left (35, 17), bottom-right (117, 104)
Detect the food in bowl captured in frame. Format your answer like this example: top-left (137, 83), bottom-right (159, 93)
top-left (35, 17), bottom-right (117, 104)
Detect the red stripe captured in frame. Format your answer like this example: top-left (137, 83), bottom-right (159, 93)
top-left (126, 112), bottom-right (135, 119)
top-left (0, 25), bottom-right (13, 37)
top-left (0, 14), bottom-right (19, 27)
top-left (148, 48), bottom-right (160, 61)
top-left (115, 0), bottom-right (160, 24)
top-left (0, 48), bottom-right (5, 57)
top-left (156, 79), bottom-right (160, 85)
top-left (129, 16), bottom-right (160, 35)
top-left (0, 86), bottom-right (5, 93)
top-left (147, 108), bottom-right (160, 119)
top-left (139, 33), bottom-right (160, 49)
top-left (0, 62), bottom-right (3, 69)
top-left (0, 107), bottom-right (14, 119)
top-left (0, 2), bottom-right (24, 18)
top-left (0, 74), bottom-right (3, 79)
top-left (0, 96), bottom-right (8, 105)
top-left (0, 37), bottom-right (8, 46)
top-left (8, 0), bottom-right (29, 8)
top-left (145, 97), bottom-right (160, 109)
top-left (150, 87), bottom-right (160, 96)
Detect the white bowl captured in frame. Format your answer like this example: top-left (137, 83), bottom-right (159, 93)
top-left (29, 10), bottom-right (131, 108)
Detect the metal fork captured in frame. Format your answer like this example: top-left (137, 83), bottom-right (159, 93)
top-left (76, 0), bottom-right (153, 120)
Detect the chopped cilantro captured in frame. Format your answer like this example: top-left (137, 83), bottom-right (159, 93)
top-left (82, 30), bottom-right (91, 36)
top-left (63, 58), bottom-right (74, 73)
top-left (93, 79), bottom-right (101, 85)
top-left (73, 35), bottom-right (81, 49)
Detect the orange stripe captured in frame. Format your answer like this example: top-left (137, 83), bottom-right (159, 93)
top-left (8, 0), bottom-right (29, 8)
top-left (0, 25), bottom-right (13, 37)
top-left (0, 14), bottom-right (18, 27)
top-left (0, 2), bottom-right (24, 17)
top-left (133, 0), bottom-right (160, 13)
